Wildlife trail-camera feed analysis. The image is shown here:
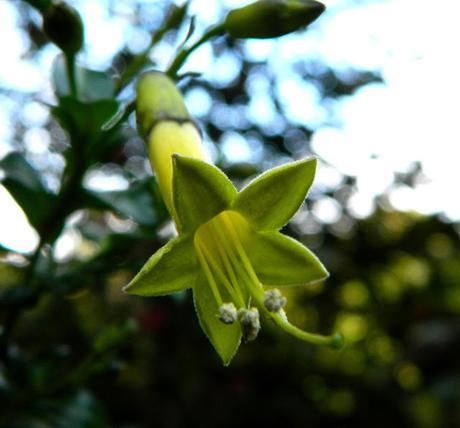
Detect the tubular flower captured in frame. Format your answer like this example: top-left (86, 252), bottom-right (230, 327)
top-left (124, 72), bottom-right (342, 364)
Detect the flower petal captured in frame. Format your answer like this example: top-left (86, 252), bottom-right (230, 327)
top-left (246, 231), bottom-right (328, 286)
top-left (233, 158), bottom-right (316, 231)
top-left (123, 235), bottom-right (197, 296)
top-left (193, 272), bottom-right (242, 365)
top-left (172, 155), bottom-right (237, 233)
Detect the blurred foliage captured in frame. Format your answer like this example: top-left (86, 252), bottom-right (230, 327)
top-left (1, 1), bottom-right (460, 427)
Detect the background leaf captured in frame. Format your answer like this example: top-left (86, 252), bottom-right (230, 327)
top-left (83, 179), bottom-right (158, 227)
top-left (0, 152), bottom-right (55, 231)
top-left (52, 55), bottom-right (114, 101)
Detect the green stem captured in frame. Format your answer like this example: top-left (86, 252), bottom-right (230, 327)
top-left (271, 312), bottom-right (344, 348)
top-left (0, 150), bottom-right (86, 365)
top-left (65, 53), bottom-right (77, 98)
top-left (195, 239), bottom-right (224, 306)
top-left (166, 23), bottom-right (226, 79)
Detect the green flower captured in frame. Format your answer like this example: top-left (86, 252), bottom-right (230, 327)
top-left (124, 72), bottom-right (342, 365)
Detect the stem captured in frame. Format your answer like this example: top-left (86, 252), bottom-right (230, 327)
top-left (65, 53), bottom-right (77, 98)
top-left (166, 23), bottom-right (226, 79)
top-left (0, 152), bottom-right (86, 365)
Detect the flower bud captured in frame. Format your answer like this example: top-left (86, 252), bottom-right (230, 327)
top-left (136, 72), bottom-right (206, 219)
top-left (225, 0), bottom-right (325, 39)
top-left (238, 307), bottom-right (261, 342)
top-left (43, 1), bottom-right (84, 55)
top-left (218, 302), bottom-right (238, 324)
top-left (264, 289), bottom-right (287, 312)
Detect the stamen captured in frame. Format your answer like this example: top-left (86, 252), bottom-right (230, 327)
top-left (218, 302), bottom-right (238, 324)
top-left (194, 238), bottom-right (223, 306)
top-left (237, 307), bottom-right (260, 342)
top-left (264, 289), bottom-right (287, 312)
top-left (199, 242), bottom-right (245, 307)
top-left (209, 220), bottom-right (246, 306)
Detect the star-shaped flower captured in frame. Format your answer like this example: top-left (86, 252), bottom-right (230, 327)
top-left (124, 71), bottom-right (342, 365)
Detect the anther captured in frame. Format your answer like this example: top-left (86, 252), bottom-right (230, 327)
top-left (218, 302), bottom-right (238, 324)
top-left (264, 289), bottom-right (287, 312)
top-left (238, 307), bottom-right (261, 342)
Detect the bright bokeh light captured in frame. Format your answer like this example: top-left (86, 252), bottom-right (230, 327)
top-left (1, 0), bottom-right (460, 253)
top-left (0, 186), bottom-right (39, 253)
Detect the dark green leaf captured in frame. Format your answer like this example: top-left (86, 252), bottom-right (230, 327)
top-left (52, 97), bottom-right (119, 138)
top-left (84, 179), bottom-right (158, 227)
top-left (52, 55), bottom-right (114, 101)
top-left (0, 152), bottom-right (55, 230)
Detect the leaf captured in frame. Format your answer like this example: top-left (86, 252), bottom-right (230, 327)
top-left (124, 234), bottom-right (197, 296)
top-left (93, 319), bottom-right (137, 353)
top-left (0, 152), bottom-right (55, 230)
top-left (84, 179), bottom-right (158, 227)
top-left (193, 272), bottom-right (241, 365)
top-left (52, 97), bottom-right (119, 138)
top-left (233, 158), bottom-right (317, 231)
top-left (173, 155), bottom-right (237, 233)
top-left (247, 231), bottom-right (328, 286)
top-left (52, 55), bottom-right (114, 101)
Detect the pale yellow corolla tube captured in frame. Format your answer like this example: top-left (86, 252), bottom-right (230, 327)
top-left (136, 71), bottom-right (208, 223)
top-left (148, 120), bottom-right (207, 218)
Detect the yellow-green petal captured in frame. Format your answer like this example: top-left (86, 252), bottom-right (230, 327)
top-left (173, 156), bottom-right (237, 233)
top-left (233, 158), bottom-right (317, 231)
top-left (193, 272), bottom-right (242, 365)
top-left (246, 231), bottom-right (328, 286)
top-left (123, 235), bottom-right (197, 296)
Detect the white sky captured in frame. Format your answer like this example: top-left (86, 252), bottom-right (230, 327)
top-left (1, 0), bottom-right (460, 253)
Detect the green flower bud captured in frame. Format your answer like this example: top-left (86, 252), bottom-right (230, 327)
top-left (43, 1), bottom-right (84, 55)
top-left (136, 72), bottom-right (206, 219)
top-left (136, 71), bottom-right (192, 138)
top-left (225, 0), bottom-right (325, 39)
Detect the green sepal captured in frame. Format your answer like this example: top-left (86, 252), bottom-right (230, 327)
top-left (233, 158), bottom-right (317, 231)
top-left (136, 71), bottom-right (191, 138)
top-left (193, 272), bottom-right (241, 365)
top-left (172, 156), bottom-right (237, 233)
top-left (123, 234), bottom-right (197, 296)
top-left (246, 231), bottom-right (328, 286)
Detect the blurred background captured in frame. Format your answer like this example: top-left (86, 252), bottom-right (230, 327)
top-left (1, 0), bottom-right (460, 426)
